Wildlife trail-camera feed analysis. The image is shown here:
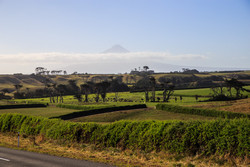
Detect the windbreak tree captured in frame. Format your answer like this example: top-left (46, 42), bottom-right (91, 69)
top-left (80, 82), bottom-right (93, 102)
top-left (225, 78), bottom-right (245, 98)
top-left (67, 80), bottom-right (82, 102)
top-left (210, 78), bottom-right (248, 100)
top-left (99, 81), bottom-right (110, 102)
top-left (135, 76), bottom-right (151, 102)
top-left (158, 77), bottom-right (175, 102)
top-left (56, 84), bottom-right (67, 103)
top-left (109, 79), bottom-right (129, 102)
top-left (149, 76), bottom-right (156, 102)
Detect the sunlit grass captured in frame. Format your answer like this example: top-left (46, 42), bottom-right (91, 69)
top-left (0, 106), bottom-right (77, 118)
top-left (71, 108), bottom-right (214, 123)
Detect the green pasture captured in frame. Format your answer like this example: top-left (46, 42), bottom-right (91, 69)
top-left (71, 108), bottom-right (215, 123)
top-left (0, 104), bottom-right (215, 123)
top-left (0, 100), bottom-right (10, 105)
top-left (0, 106), bottom-right (77, 118)
top-left (2, 86), bottom-right (249, 123)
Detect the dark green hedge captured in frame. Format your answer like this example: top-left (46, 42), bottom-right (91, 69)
top-left (0, 104), bottom-right (47, 109)
top-left (56, 104), bottom-right (113, 110)
top-left (53, 104), bottom-right (147, 120)
top-left (156, 104), bottom-right (250, 119)
top-left (0, 113), bottom-right (249, 157)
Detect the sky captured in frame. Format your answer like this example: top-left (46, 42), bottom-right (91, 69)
top-left (0, 0), bottom-right (250, 74)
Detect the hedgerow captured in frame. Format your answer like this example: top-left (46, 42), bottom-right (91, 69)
top-left (0, 104), bottom-right (47, 109)
top-left (156, 104), bottom-right (250, 119)
top-left (56, 104), bottom-right (112, 110)
top-left (0, 113), bottom-right (249, 157)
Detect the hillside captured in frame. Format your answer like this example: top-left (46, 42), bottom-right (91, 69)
top-left (1, 71), bottom-right (250, 93)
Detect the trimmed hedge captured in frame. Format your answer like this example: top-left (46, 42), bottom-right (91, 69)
top-left (53, 104), bottom-right (147, 120)
top-left (0, 113), bottom-right (249, 157)
top-left (156, 104), bottom-right (250, 119)
top-left (56, 104), bottom-right (113, 110)
top-left (0, 104), bottom-right (47, 110)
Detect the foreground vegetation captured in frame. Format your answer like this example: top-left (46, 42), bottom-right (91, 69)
top-left (0, 113), bottom-right (249, 159)
top-left (0, 132), bottom-right (240, 167)
top-left (1, 71), bottom-right (250, 166)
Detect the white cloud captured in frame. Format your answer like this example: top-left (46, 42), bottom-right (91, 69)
top-left (0, 52), bottom-right (207, 64)
top-left (0, 52), bottom-right (208, 74)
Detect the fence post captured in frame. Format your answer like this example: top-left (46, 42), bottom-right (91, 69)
top-left (18, 132), bottom-right (20, 147)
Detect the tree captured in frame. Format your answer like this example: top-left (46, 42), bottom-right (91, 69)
top-left (143, 66), bottom-right (149, 71)
top-left (14, 84), bottom-right (23, 93)
top-left (159, 78), bottom-right (175, 102)
top-left (109, 79), bottom-right (129, 102)
top-left (56, 84), bottom-right (67, 103)
top-left (93, 82), bottom-right (101, 102)
top-left (67, 80), bottom-right (79, 94)
top-left (149, 76), bottom-right (156, 102)
top-left (210, 78), bottom-right (247, 101)
top-left (13, 84), bottom-right (24, 99)
top-left (99, 81), bottom-right (110, 102)
top-left (135, 77), bottom-right (151, 102)
top-left (67, 80), bottom-right (81, 102)
top-left (80, 82), bottom-right (93, 102)
top-left (35, 67), bottom-right (46, 75)
top-left (44, 83), bottom-right (54, 103)
top-left (225, 78), bottom-right (245, 98)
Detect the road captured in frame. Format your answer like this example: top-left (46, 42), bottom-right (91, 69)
top-left (0, 147), bottom-right (114, 167)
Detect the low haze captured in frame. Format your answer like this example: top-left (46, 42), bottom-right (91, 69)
top-left (0, 0), bottom-right (249, 74)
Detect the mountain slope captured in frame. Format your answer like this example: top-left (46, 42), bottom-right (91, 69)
top-left (102, 45), bottom-right (130, 53)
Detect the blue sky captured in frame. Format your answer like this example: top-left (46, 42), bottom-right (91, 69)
top-left (0, 0), bottom-right (249, 74)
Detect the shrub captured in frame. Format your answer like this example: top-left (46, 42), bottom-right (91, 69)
top-left (156, 104), bottom-right (250, 119)
top-left (56, 104), bottom-right (112, 110)
top-left (0, 113), bottom-right (249, 157)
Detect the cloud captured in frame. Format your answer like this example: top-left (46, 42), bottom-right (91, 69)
top-left (0, 52), bottom-right (208, 73)
top-left (0, 52), bottom-right (207, 64)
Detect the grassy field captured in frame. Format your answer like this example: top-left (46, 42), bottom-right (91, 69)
top-left (0, 105), bottom-right (214, 122)
top-left (1, 86), bottom-right (249, 123)
top-left (0, 106), bottom-right (77, 118)
top-left (12, 86), bottom-right (250, 104)
top-left (188, 98), bottom-right (250, 115)
top-left (71, 107), bottom-right (215, 123)
top-left (0, 83), bottom-right (249, 167)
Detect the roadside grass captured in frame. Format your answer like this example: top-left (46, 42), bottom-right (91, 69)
top-left (71, 108), bottom-right (215, 123)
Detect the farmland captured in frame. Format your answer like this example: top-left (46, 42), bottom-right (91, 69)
top-left (0, 73), bottom-right (250, 166)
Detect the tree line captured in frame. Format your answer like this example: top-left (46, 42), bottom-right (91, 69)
top-left (12, 77), bottom-right (129, 103)
top-left (1, 72), bottom-right (249, 103)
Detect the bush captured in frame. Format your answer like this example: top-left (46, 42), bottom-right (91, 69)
top-left (0, 113), bottom-right (249, 157)
top-left (156, 104), bottom-right (250, 119)
top-left (56, 104), bottom-right (112, 110)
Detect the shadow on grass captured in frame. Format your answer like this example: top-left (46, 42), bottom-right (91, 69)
top-left (51, 104), bottom-right (147, 120)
